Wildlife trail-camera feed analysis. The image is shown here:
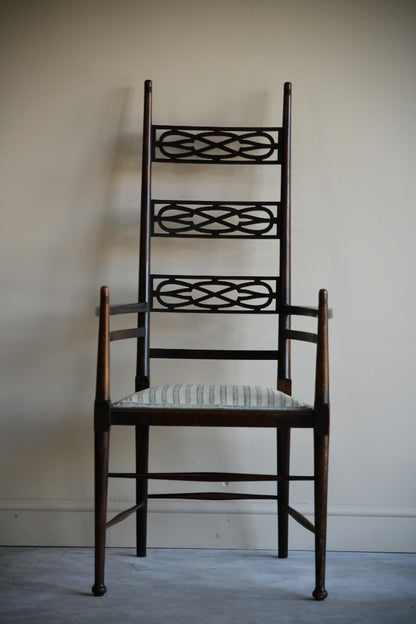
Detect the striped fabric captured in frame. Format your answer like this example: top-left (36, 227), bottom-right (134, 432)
top-left (112, 384), bottom-right (306, 410)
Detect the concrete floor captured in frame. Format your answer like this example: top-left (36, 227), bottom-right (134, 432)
top-left (0, 548), bottom-right (415, 623)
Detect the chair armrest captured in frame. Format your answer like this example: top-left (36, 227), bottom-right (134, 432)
top-left (280, 298), bottom-right (333, 345)
top-left (314, 289), bottom-right (330, 407)
top-left (283, 304), bottom-right (333, 319)
top-left (95, 302), bottom-right (149, 317)
top-left (95, 288), bottom-right (149, 403)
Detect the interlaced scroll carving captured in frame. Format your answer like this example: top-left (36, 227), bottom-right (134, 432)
top-left (153, 126), bottom-right (280, 164)
top-left (151, 275), bottom-right (279, 313)
top-left (152, 201), bottom-right (279, 238)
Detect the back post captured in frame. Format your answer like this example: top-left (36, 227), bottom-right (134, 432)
top-left (277, 82), bottom-right (292, 395)
top-left (136, 79), bottom-right (152, 392)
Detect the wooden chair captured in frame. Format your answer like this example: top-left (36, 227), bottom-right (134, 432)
top-left (92, 80), bottom-right (330, 600)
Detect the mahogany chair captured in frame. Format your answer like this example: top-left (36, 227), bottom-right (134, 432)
top-left (92, 80), bottom-right (330, 600)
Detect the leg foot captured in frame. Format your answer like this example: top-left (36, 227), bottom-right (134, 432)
top-left (92, 583), bottom-right (107, 596)
top-left (313, 586), bottom-right (328, 600)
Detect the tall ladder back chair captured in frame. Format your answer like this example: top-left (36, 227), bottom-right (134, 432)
top-left (93, 80), bottom-right (330, 600)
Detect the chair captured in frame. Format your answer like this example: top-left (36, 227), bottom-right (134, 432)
top-left (92, 80), bottom-right (330, 600)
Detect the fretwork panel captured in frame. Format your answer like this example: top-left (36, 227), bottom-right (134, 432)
top-left (153, 126), bottom-right (280, 164)
top-left (151, 201), bottom-right (280, 238)
top-left (151, 275), bottom-right (279, 313)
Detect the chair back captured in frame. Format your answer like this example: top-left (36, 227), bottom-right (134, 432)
top-left (136, 81), bottom-right (292, 394)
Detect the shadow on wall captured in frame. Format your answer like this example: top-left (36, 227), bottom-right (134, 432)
top-left (3, 85), bottom-right (281, 549)
top-left (1, 87), bottom-right (142, 504)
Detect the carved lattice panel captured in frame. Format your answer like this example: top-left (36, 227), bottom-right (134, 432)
top-left (152, 201), bottom-right (279, 238)
top-left (153, 126), bottom-right (280, 164)
top-left (151, 275), bottom-right (279, 313)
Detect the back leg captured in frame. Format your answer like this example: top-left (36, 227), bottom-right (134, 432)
top-left (277, 427), bottom-right (291, 558)
top-left (135, 425), bottom-right (149, 556)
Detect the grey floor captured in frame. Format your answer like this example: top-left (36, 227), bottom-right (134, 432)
top-left (0, 548), bottom-right (415, 623)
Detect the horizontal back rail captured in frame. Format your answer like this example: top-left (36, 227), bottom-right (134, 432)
top-left (153, 125), bottom-right (281, 164)
top-left (149, 348), bottom-right (279, 360)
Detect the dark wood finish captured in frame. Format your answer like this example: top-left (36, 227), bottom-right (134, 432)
top-left (277, 82), bottom-right (292, 395)
top-left (151, 275), bottom-right (279, 313)
top-left (312, 289), bottom-right (330, 600)
top-left (148, 492), bottom-right (279, 500)
top-left (277, 427), bottom-right (290, 558)
top-left (136, 80), bottom-right (152, 392)
top-left (92, 287), bottom-right (111, 596)
top-left (153, 125), bottom-right (280, 164)
top-left (135, 425), bottom-right (149, 556)
top-left (284, 304), bottom-right (333, 319)
top-left (107, 471), bottom-right (315, 481)
top-left (149, 348), bottom-right (279, 360)
top-left (109, 302), bottom-right (148, 315)
top-left (314, 289), bottom-right (330, 406)
top-left (91, 430), bottom-right (109, 596)
top-left (106, 502), bottom-right (144, 529)
top-left (110, 406), bottom-right (315, 428)
top-left (95, 302), bottom-right (148, 317)
top-left (95, 286), bottom-right (110, 402)
top-left (152, 200), bottom-right (279, 238)
top-left (284, 304), bottom-right (318, 317)
top-left (110, 327), bottom-right (145, 342)
top-left (92, 80), bottom-right (330, 601)
top-left (313, 425), bottom-right (329, 600)
top-left (284, 503), bottom-right (316, 533)
top-left (284, 329), bottom-right (318, 344)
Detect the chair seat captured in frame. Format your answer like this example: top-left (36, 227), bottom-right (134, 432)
top-left (112, 384), bottom-right (307, 410)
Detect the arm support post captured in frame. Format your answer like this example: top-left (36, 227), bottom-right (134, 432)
top-left (94, 286), bottom-right (111, 432)
top-left (314, 289), bottom-right (329, 408)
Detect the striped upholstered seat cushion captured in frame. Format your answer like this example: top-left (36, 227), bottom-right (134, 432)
top-left (112, 384), bottom-right (306, 410)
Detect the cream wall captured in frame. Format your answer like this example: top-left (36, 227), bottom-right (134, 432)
top-left (1, 0), bottom-right (415, 551)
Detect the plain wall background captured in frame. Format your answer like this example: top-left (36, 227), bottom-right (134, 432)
top-left (1, 0), bottom-right (415, 551)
